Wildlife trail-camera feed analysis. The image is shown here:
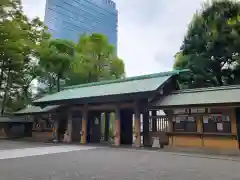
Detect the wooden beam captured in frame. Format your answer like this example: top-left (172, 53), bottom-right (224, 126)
top-left (71, 102), bottom-right (134, 112)
top-left (155, 104), bottom-right (240, 110)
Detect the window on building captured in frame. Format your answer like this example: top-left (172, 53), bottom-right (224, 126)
top-left (202, 114), bottom-right (231, 133)
top-left (173, 115), bottom-right (197, 132)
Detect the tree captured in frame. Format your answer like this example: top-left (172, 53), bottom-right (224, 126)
top-left (0, 0), bottom-right (50, 114)
top-left (174, 0), bottom-right (240, 88)
top-left (38, 39), bottom-right (76, 92)
top-left (65, 33), bottom-right (125, 86)
top-left (109, 57), bottom-right (125, 79)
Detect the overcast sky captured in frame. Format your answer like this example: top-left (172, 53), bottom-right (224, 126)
top-left (21, 0), bottom-right (205, 76)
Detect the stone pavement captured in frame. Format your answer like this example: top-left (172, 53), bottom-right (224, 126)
top-left (161, 146), bottom-right (240, 157)
top-left (0, 143), bottom-right (239, 180)
top-left (0, 139), bottom-right (54, 150)
top-left (0, 144), bottom-right (96, 160)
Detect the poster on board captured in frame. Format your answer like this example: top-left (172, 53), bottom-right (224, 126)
top-left (217, 123), bottom-right (223, 131)
top-left (203, 116), bottom-right (209, 123)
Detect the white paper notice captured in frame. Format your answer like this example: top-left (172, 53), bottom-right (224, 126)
top-left (188, 116), bottom-right (195, 122)
top-left (217, 123), bottom-right (223, 131)
top-left (95, 118), bottom-right (99, 125)
top-left (203, 116), bottom-right (208, 123)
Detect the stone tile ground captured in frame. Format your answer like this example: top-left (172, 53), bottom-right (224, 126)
top-left (0, 143), bottom-right (239, 180)
top-left (0, 140), bottom-right (54, 150)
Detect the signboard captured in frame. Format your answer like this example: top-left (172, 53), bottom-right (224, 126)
top-left (173, 115), bottom-right (195, 122)
top-left (190, 108), bottom-right (198, 113)
top-left (197, 108), bottom-right (205, 113)
top-left (203, 115), bottom-right (230, 123)
top-left (95, 118), bottom-right (99, 125)
top-left (175, 115), bottom-right (187, 122)
top-left (203, 116), bottom-right (209, 124)
top-left (173, 109), bottom-right (188, 114)
top-left (187, 116), bottom-right (195, 122)
top-left (191, 108), bottom-right (205, 114)
top-left (173, 108), bottom-right (206, 115)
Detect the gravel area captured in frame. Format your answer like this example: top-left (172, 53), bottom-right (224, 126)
top-left (0, 145), bottom-right (239, 180)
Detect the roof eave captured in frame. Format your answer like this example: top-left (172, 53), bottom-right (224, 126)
top-left (14, 105), bottom-right (61, 116)
top-left (33, 91), bottom-right (156, 107)
top-left (152, 102), bottom-right (240, 109)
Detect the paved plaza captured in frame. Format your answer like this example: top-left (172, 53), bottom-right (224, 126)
top-left (0, 141), bottom-right (240, 180)
top-left (0, 140), bottom-right (56, 150)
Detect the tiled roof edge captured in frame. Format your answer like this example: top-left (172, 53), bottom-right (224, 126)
top-left (64, 69), bottom-right (190, 90)
top-left (171, 85), bottom-right (240, 94)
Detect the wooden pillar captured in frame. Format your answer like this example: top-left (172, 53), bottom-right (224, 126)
top-left (115, 107), bottom-right (121, 146)
top-left (152, 110), bottom-right (157, 132)
top-left (235, 108), bottom-right (240, 149)
top-left (66, 112), bottom-right (72, 143)
top-left (104, 112), bottom-right (110, 142)
top-left (231, 108), bottom-right (237, 134)
top-left (196, 115), bottom-right (203, 147)
top-left (81, 107), bottom-right (88, 144)
top-left (143, 108), bottom-right (150, 147)
top-left (230, 108), bottom-right (240, 150)
top-left (197, 115), bottom-right (203, 133)
top-left (53, 120), bottom-right (59, 141)
top-left (134, 104), bottom-right (141, 148)
top-left (167, 112), bottom-right (173, 132)
top-left (167, 112), bottom-right (174, 146)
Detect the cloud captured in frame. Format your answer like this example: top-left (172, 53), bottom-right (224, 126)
top-left (115, 0), bottom-right (205, 76)
top-left (21, 0), bottom-right (46, 20)
top-left (22, 0), bottom-right (205, 76)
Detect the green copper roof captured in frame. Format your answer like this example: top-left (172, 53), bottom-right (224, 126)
top-left (0, 116), bottom-right (32, 123)
top-left (33, 69), bottom-right (189, 105)
top-left (14, 105), bottom-right (60, 115)
top-left (153, 85), bottom-right (240, 107)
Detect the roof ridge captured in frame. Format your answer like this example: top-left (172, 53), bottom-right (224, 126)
top-left (172, 84), bottom-right (240, 94)
top-left (64, 69), bottom-right (190, 90)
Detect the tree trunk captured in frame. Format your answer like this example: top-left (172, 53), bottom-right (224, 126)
top-left (23, 86), bottom-right (29, 102)
top-left (48, 74), bottom-right (53, 93)
top-left (57, 75), bottom-right (60, 92)
top-left (216, 74), bottom-right (223, 86)
top-left (1, 69), bottom-right (11, 116)
top-left (0, 60), bottom-right (6, 88)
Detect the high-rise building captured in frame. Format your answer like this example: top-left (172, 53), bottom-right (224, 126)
top-left (44, 0), bottom-right (118, 47)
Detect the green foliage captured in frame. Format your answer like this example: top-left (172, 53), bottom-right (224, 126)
top-left (174, 0), bottom-right (240, 88)
top-left (38, 39), bottom-right (75, 92)
top-left (37, 33), bottom-right (125, 93)
top-left (0, 0), bottom-right (50, 114)
top-left (65, 33), bottom-right (125, 86)
top-left (1, 1), bottom-right (125, 114)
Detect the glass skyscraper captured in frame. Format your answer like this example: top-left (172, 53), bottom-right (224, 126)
top-left (44, 0), bottom-right (118, 47)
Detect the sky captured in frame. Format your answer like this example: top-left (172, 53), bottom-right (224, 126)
top-left (21, 0), bottom-right (205, 77)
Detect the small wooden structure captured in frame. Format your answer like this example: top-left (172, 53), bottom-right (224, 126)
top-left (0, 116), bottom-right (32, 139)
top-left (14, 105), bottom-right (63, 142)
top-left (152, 86), bottom-right (240, 151)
